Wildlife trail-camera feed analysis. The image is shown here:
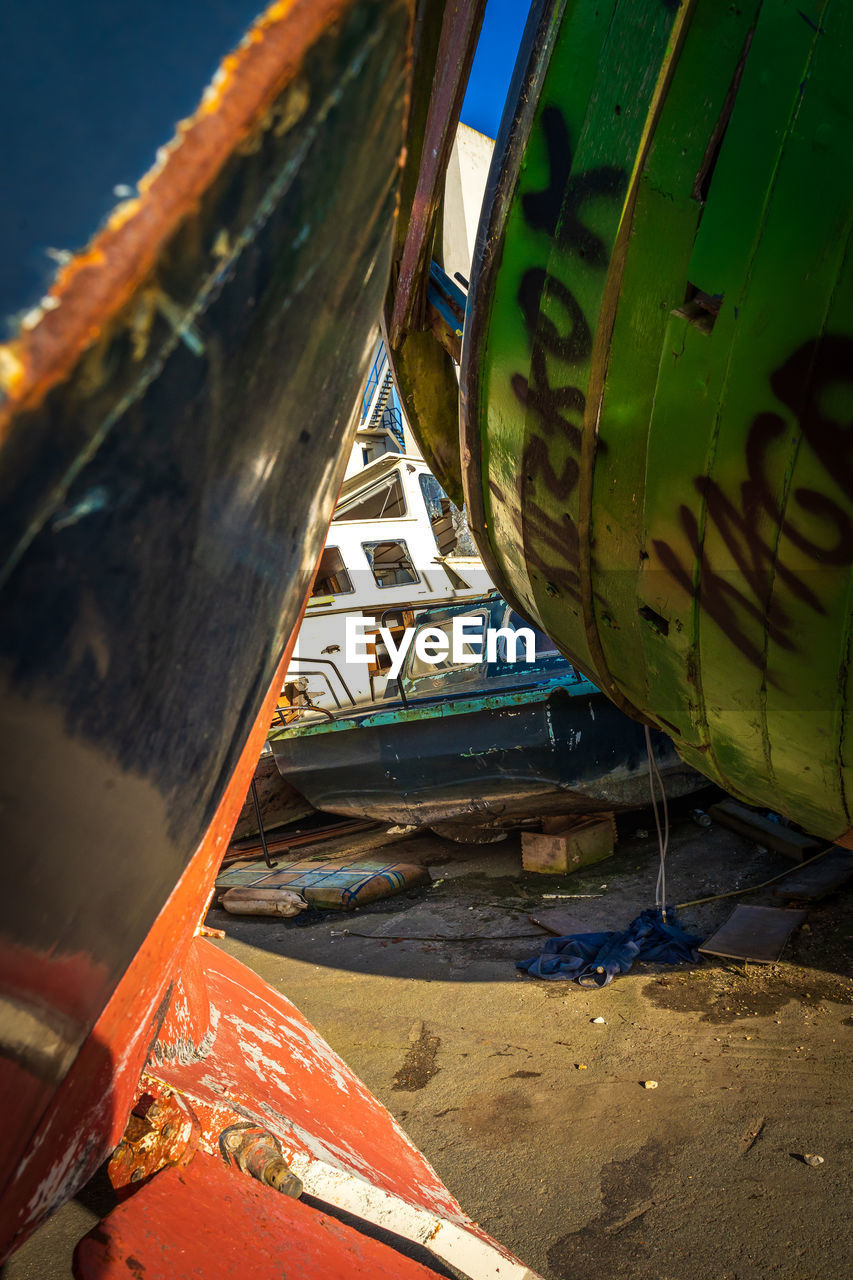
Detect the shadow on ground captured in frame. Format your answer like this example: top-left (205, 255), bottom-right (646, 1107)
top-left (206, 804), bottom-right (853, 995)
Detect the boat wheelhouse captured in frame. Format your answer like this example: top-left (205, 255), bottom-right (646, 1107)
top-left (283, 339), bottom-right (492, 719)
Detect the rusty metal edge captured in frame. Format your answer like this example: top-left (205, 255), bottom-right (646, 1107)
top-left (0, 0), bottom-right (355, 435)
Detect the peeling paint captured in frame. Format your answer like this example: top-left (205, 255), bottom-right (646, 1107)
top-left (154, 1004), bottom-right (221, 1066)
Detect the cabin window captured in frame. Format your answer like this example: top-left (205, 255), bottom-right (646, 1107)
top-left (336, 472), bottom-right (407, 521)
top-left (362, 539), bottom-right (419, 588)
top-left (408, 611), bottom-right (488, 680)
top-left (498, 610), bottom-right (559, 662)
top-left (419, 474), bottom-right (476, 556)
top-left (311, 547), bottom-right (354, 598)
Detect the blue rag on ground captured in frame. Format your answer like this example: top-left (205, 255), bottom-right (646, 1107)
top-left (517, 908), bottom-right (703, 986)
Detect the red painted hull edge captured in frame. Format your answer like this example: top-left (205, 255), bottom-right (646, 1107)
top-left (0, 611), bottom-right (304, 1257)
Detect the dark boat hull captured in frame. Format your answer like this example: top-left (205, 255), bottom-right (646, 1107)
top-left (0, 0), bottom-right (411, 1249)
top-left (270, 686), bottom-right (700, 830)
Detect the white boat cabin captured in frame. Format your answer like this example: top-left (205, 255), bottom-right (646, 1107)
top-left (283, 452), bottom-right (492, 719)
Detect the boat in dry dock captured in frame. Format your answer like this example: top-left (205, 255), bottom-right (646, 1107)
top-left (383, 0), bottom-right (853, 848)
top-left (270, 594), bottom-right (702, 840)
top-left (5, 0), bottom-right (851, 1271)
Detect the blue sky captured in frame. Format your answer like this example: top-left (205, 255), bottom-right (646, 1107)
top-left (461, 0), bottom-right (530, 140)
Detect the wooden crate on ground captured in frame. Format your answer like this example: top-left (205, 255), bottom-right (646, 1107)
top-left (522, 814), bottom-right (616, 874)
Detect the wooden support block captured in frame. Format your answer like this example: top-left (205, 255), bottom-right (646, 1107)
top-left (540, 814), bottom-right (576, 835)
top-left (522, 815), bottom-right (615, 874)
top-left (708, 801), bottom-right (819, 862)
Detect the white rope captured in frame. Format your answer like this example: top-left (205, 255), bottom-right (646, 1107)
top-left (645, 724), bottom-right (670, 919)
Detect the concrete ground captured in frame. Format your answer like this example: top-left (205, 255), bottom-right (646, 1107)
top-left (6, 806), bottom-right (853, 1278)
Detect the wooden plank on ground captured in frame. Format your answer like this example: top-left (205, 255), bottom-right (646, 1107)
top-left (699, 905), bottom-right (807, 963)
top-left (708, 801), bottom-right (819, 861)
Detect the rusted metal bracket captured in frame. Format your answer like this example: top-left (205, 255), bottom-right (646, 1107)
top-left (109, 1090), bottom-right (201, 1197)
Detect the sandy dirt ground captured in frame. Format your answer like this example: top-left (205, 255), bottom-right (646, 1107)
top-left (6, 806), bottom-right (852, 1279)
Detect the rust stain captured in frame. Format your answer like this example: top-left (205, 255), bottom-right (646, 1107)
top-left (0, 0), bottom-right (352, 434)
top-left (108, 1089), bottom-right (201, 1198)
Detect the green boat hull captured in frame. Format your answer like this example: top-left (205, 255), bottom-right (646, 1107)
top-left (461, 0), bottom-right (853, 842)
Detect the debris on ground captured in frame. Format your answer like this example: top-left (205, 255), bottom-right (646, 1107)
top-left (803, 1154), bottom-right (825, 1167)
top-left (216, 854), bottom-right (430, 913)
top-left (220, 886), bottom-right (307, 918)
top-left (708, 801), bottom-right (819, 861)
top-left (539, 893), bottom-right (604, 901)
top-left (529, 908), bottom-right (584, 936)
top-left (517, 908), bottom-right (702, 985)
top-left (642, 1080), bottom-right (658, 1089)
top-left (222, 816), bottom-right (393, 867)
